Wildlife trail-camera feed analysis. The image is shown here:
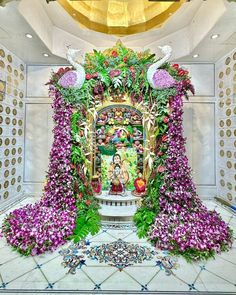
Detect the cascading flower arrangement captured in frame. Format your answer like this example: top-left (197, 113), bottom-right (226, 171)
top-left (1, 41), bottom-right (233, 261)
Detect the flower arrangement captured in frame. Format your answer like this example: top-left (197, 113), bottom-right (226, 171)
top-left (1, 42), bottom-right (233, 261)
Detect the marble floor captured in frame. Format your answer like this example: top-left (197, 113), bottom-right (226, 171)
top-left (0, 197), bottom-right (235, 295)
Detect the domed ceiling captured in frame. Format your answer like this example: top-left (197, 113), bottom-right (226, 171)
top-left (58, 0), bottom-right (185, 35)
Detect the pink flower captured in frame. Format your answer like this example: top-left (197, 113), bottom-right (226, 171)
top-left (157, 165), bottom-right (165, 173)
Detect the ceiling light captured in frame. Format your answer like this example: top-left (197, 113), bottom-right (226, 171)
top-left (211, 34), bottom-right (220, 39)
top-left (192, 54), bottom-right (199, 58)
top-left (43, 53), bottom-right (49, 57)
top-left (25, 33), bottom-right (33, 39)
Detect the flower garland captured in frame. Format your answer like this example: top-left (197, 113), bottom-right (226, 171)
top-left (1, 42), bottom-right (233, 261)
top-left (147, 83), bottom-right (233, 261)
top-left (2, 88), bottom-right (76, 255)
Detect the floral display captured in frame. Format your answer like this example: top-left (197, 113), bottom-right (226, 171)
top-left (1, 42), bottom-right (233, 261)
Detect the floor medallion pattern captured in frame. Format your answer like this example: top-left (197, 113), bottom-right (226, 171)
top-left (88, 238), bottom-right (155, 271)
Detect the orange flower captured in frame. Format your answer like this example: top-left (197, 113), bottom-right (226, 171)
top-left (78, 193), bottom-right (83, 200)
top-left (85, 199), bottom-right (91, 206)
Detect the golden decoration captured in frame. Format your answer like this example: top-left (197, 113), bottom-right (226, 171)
top-left (220, 140), bottom-right (224, 147)
top-left (227, 193), bottom-right (232, 201)
top-left (14, 89), bottom-right (18, 97)
top-left (219, 100), bottom-right (224, 108)
top-left (0, 138), bottom-right (2, 146)
top-left (4, 170), bottom-right (9, 178)
top-left (7, 65), bottom-right (12, 73)
top-left (226, 130), bottom-right (232, 137)
top-left (233, 63), bottom-right (236, 71)
top-left (226, 88), bottom-right (231, 96)
top-left (18, 129), bottom-right (23, 136)
top-left (4, 159), bottom-right (9, 167)
top-left (234, 140), bottom-right (236, 148)
top-left (19, 91), bottom-right (24, 99)
top-left (0, 80), bottom-right (6, 92)
top-left (5, 106), bottom-right (10, 114)
top-left (12, 118), bottom-right (17, 125)
top-left (234, 129), bottom-right (236, 137)
top-left (14, 79), bottom-right (19, 87)
top-left (225, 57), bottom-right (231, 65)
top-left (12, 148), bottom-right (16, 155)
top-left (18, 119), bottom-right (23, 126)
top-left (227, 161), bottom-right (232, 169)
top-left (0, 116), bottom-right (2, 124)
top-left (12, 138), bottom-right (16, 145)
top-left (219, 72), bottom-right (224, 79)
top-left (4, 149), bottom-right (10, 156)
top-left (58, 0), bottom-right (185, 36)
top-left (219, 120), bottom-right (224, 127)
top-left (226, 98), bottom-right (231, 105)
top-left (0, 92), bottom-right (4, 101)
top-left (226, 67), bottom-right (231, 75)
top-left (226, 151), bottom-right (232, 158)
top-left (4, 180), bottom-right (9, 188)
top-left (220, 169), bottom-right (225, 176)
top-left (13, 109), bottom-right (17, 115)
top-left (219, 130), bottom-right (224, 137)
top-left (12, 128), bottom-right (16, 135)
top-left (11, 158), bottom-right (16, 165)
top-left (7, 76), bottom-right (12, 83)
top-left (219, 81), bottom-right (223, 88)
top-left (226, 109), bottom-right (231, 116)
top-left (0, 161), bottom-right (1, 168)
top-left (0, 127), bottom-right (3, 135)
top-left (4, 138), bottom-right (10, 146)
top-left (220, 179), bottom-right (225, 187)
top-left (13, 99), bottom-right (17, 106)
top-left (3, 191), bottom-right (9, 199)
top-left (227, 182), bottom-right (232, 190)
top-left (219, 91), bottom-right (224, 98)
top-left (234, 107), bottom-right (236, 115)
top-left (220, 150), bottom-right (224, 157)
top-left (0, 48), bottom-right (5, 58)
top-left (19, 101), bottom-right (23, 108)
top-left (7, 54), bottom-right (12, 63)
top-left (11, 168), bottom-right (16, 175)
top-left (11, 178), bottom-right (16, 185)
top-left (14, 69), bottom-right (18, 77)
top-left (0, 60), bottom-right (5, 69)
top-left (5, 117), bottom-right (10, 125)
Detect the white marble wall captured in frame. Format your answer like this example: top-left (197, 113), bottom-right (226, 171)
top-left (24, 63), bottom-right (216, 199)
top-left (0, 44), bottom-right (25, 209)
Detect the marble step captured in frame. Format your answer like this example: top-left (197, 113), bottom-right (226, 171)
top-left (95, 191), bottom-right (141, 207)
top-left (99, 204), bottom-right (138, 221)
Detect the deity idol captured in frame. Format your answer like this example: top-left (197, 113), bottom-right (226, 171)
top-left (108, 153), bottom-right (129, 195)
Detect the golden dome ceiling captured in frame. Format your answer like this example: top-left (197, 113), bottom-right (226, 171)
top-left (58, 0), bottom-right (186, 36)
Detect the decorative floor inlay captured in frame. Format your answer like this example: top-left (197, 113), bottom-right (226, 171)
top-left (88, 239), bottom-right (155, 271)
top-left (59, 238), bottom-right (179, 275)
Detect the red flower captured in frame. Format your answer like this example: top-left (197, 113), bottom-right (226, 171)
top-left (185, 79), bottom-right (191, 84)
top-left (130, 66), bottom-right (135, 72)
top-left (157, 151), bottom-right (163, 157)
top-left (85, 199), bottom-right (91, 206)
top-left (157, 165), bottom-right (165, 173)
top-left (92, 72), bottom-right (98, 78)
top-left (163, 116), bottom-right (169, 123)
top-left (172, 64), bottom-right (179, 70)
top-left (85, 73), bottom-right (93, 80)
top-left (78, 193), bottom-right (83, 200)
top-left (111, 50), bottom-right (118, 57)
top-left (178, 70), bottom-right (185, 76)
top-left (162, 134), bottom-right (168, 142)
top-left (123, 57), bottom-right (127, 63)
top-left (184, 70), bottom-right (189, 75)
top-left (104, 60), bottom-right (109, 67)
top-left (70, 164), bottom-right (75, 169)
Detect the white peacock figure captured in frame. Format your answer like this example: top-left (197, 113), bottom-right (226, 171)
top-left (147, 45), bottom-right (175, 89)
top-left (59, 48), bottom-right (85, 89)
